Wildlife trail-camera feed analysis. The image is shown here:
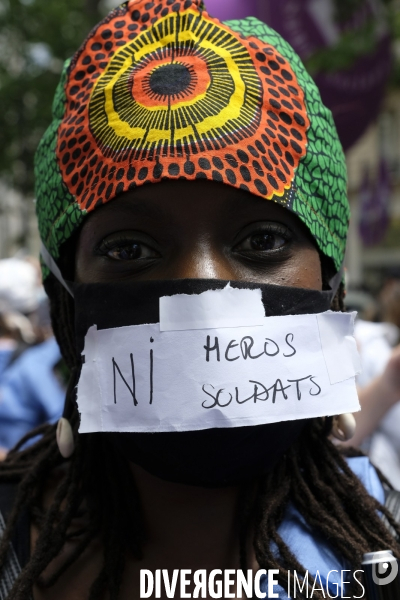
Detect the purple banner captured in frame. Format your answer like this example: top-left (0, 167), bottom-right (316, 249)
top-left (266, 0), bottom-right (392, 151)
top-left (359, 159), bottom-right (391, 246)
top-left (205, 0), bottom-right (260, 21)
top-left (204, 0), bottom-right (392, 151)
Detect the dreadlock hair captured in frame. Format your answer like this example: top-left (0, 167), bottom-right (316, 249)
top-left (0, 274), bottom-right (399, 600)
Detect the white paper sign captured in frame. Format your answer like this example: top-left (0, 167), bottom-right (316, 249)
top-left (160, 284), bottom-right (265, 331)
top-left (77, 294), bottom-right (361, 434)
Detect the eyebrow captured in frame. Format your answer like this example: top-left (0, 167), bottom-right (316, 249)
top-left (222, 192), bottom-right (280, 219)
top-left (227, 193), bottom-right (267, 211)
top-left (101, 187), bottom-right (273, 222)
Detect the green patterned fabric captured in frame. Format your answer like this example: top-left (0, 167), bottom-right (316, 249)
top-left (227, 18), bottom-right (348, 270)
top-left (35, 59), bottom-right (86, 277)
top-left (35, 2), bottom-right (349, 277)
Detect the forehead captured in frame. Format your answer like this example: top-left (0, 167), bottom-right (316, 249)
top-left (79, 179), bottom-right (315, 238)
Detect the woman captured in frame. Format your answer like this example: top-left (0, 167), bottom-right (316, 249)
top-left (0, 1), bottom-right (399, 598)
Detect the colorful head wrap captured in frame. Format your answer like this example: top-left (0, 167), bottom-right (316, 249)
top-left (35, 0), bottom-right (349, 278)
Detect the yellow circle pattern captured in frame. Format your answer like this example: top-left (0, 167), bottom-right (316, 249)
top-left (89, 9), bottom-right (262, 158)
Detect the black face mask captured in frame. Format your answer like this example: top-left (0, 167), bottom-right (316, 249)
top-left (73, 279), bottom-right (334, 487)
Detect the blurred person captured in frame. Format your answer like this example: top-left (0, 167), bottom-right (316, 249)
top-left (345, 346), bottom-right (400, 489)
top-left (0, 255), bottom-right (58, 345)
top-left (0, 258), bottom-right (40, 378)
top-left (0, 258), bottom-right (65, 452)
top-left (0, 2), bottom-right (399, 599)
top-left (380, 278), bottom-right (400, 327)
top-left (0, 304), bottom-right (32, 379)
top-left (355, 317), bottom-right (398, 390)
top-left (0, 258), bottom-right (41, 318)
top-left (348, 280), bottom-right (400, 488)
top-left (0, 332), bottom-right (65, 451)
top-left (0, 258), bottom-right (41, 458)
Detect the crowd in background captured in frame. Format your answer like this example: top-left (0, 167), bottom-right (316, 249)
top-left (0, 256), bottom-right (64, 455)
top-left (349, 277), bottom-right (400, 488)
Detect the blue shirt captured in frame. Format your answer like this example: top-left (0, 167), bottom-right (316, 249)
top-left (260, 456), bottom-right (385, 598)
top-left (0, 349), bottom-right (13, 380)
top-left (0, 338), bottom-right (65, 449)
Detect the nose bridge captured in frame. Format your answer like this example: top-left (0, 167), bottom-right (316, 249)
top-left (168, 236), bottom-right (232, 281)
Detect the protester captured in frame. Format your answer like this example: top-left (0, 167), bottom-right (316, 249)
top-left (0, 305), bottom-right (22, 379)
top-left (352, 344), bottom-right (400, 440)
top-left (348, 281), bottom-right (400, 487)
top-left (0, 258), bottom-right (40, 319)
top-left (0, 259), bottom-right (64, 453)
top-left (0, 258), bottom-right (40, 377)
top-left (0, 334), bottom-right (65, 450)
top-left (0, 2), bottom-right (399, 599)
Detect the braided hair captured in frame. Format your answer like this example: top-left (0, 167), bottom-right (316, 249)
top-left (0, 274), bottom-right (399, 600)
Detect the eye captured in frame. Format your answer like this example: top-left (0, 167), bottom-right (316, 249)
top-left (235, 224), bottom-right (291, 254)
top-left (96, 234), bottom-right (160, 261)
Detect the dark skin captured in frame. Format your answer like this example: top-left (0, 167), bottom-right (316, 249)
top-left (75, 179), bottom-right (322, 288)
top-left (34, 179), bottom-right (322, 600)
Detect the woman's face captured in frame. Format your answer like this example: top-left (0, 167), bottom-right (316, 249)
top-left (75, 179), bottom-right (322, 289)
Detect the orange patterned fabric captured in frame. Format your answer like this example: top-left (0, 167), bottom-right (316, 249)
top-left (56, 0), bottom-right (309, 213)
